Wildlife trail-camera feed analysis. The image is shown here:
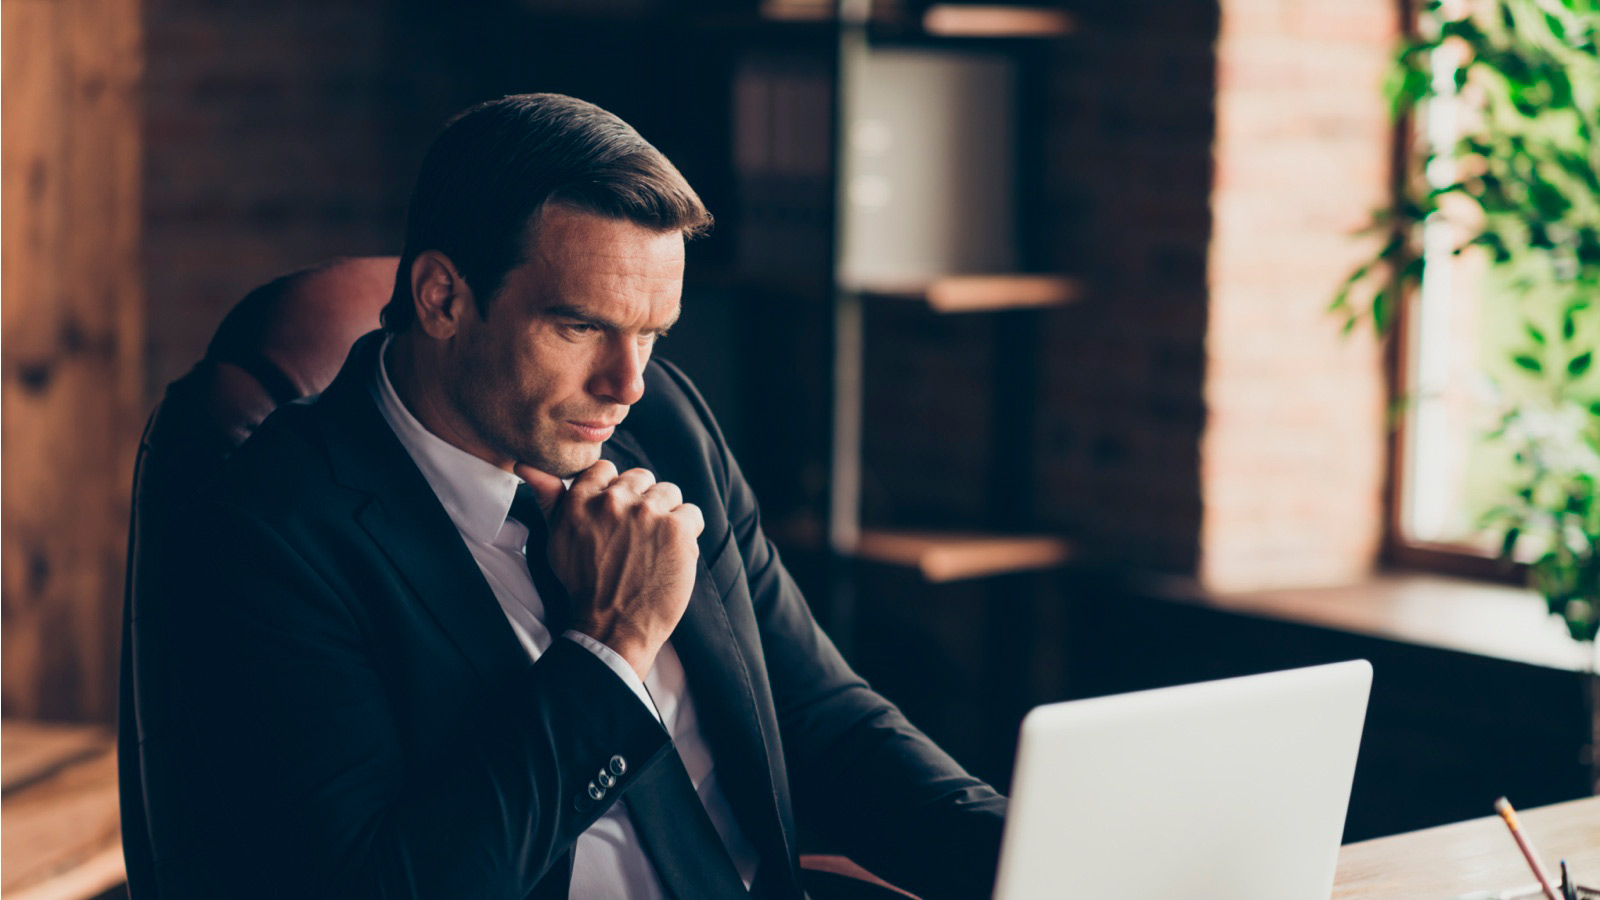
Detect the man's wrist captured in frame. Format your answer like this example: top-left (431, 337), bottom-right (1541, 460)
top-left (568, 620), bottom-right (654, 679)
top-left (561, 630), bottom-right (662, 722)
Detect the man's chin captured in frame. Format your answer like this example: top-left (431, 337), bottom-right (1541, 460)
top-left (526, 442), bottom-right (605, 480)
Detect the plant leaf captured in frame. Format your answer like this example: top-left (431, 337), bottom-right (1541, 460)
top-left (1545, 10), bottom-right (1567, 42)
top-left (1569, 351), bottom-right (1593, 376)
top-left (1514, 353), bottom-right (1544, 373)
top-left (1500, 526), bottom-right (1521, 561)
top-left (1563, 299), bottom-right (1589, 341)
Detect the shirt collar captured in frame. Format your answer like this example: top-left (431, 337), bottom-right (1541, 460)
top-left (369, 334), bottom-right (523, 546)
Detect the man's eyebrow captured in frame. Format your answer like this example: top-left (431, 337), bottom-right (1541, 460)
top-left (545, 304), bottom-right (679, 334)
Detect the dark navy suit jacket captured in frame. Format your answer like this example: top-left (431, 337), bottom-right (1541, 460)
top-left (129, 331), bottom-right (1005, 899)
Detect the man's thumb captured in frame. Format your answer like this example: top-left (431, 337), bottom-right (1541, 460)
top-left (514, 463), bottom-right (566, 518)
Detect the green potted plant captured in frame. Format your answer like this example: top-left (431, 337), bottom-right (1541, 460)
top-left (1336, 0), bottom-right (1600, 787)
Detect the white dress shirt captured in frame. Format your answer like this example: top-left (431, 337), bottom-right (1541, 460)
top-left (370, 336), bottom-right (760, 897)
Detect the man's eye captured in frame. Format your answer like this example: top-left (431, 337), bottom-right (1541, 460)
top-left (565, 322), bottom-right (600, 334)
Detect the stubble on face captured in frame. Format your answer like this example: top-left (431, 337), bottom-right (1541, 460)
top-left (444, 205), bottom-right (686, 478)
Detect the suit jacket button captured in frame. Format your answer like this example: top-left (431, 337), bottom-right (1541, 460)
top-left (574, 793), bottom-right (594, 812)
top-left (587, 782), bottom-right (605, 802)
top-left (597, 770), bottom-right (616, 789)
top-left (609, 755), bottom-right (627, 776)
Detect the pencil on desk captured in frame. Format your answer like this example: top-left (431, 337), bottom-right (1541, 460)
top-left (1494, 797), bottom-right (1561, 900)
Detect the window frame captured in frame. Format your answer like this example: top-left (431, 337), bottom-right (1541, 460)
top-left (1379, 1), bottom-right (1525, 587)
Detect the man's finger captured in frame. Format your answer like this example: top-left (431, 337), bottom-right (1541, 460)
top-left (671, 502), bottom-right (705, 539)
top-left (513, 463), bottom-right (568, 517)
top-left (641, 481), bottom-right (683, 512)
top-left (609, 467), bottom-right (657, 496)
top-left (568, 459), bottom-right (619, 498)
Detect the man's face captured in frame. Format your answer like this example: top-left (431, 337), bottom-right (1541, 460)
top-left (444, 205), bottom-right (685, 477)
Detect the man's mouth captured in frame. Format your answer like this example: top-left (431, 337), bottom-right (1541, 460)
top-left (566, 420), bottom-right (620, 442)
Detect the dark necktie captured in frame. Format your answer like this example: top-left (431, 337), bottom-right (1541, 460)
top-left (509, 485), bottom-right (571, 635)
top-left (508, 485), bottom-right (753, 900)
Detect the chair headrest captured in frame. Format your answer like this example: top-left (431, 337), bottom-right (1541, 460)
top-left (207, 256), bottom-right (399, 406)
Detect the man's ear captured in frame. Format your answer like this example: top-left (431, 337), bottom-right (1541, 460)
top-left (409, 251), bottom-right (476, 339)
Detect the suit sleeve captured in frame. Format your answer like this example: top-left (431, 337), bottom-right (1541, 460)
top-left (657, 362), bottom-right (1009, 900)
top-left (133, 497), bottom-right (671, 900)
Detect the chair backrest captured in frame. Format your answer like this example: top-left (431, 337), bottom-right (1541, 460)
top-left (119, 256), bottom-right (398, 899)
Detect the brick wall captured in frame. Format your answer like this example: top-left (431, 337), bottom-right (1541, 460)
top-left (1032, 0), bottom-right (1220, 572)
top-left (1200, 0), bottom-right (1394, 591)
top-left (142, 0), bottom-right (482, 399)
top-left (1027, 0), bottom-right (1394, 590)
top-left (861, 304), bottom-right (999, 529)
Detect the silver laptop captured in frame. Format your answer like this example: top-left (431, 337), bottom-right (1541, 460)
top-left (994, 660), bottom-right (1372, 899)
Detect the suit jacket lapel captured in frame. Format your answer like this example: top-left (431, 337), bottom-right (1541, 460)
top-left (602, 431), bottom-right (796, 892)
top-left (317, 332), bottom-right (531, 686)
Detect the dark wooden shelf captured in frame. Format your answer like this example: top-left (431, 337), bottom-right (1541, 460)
top-left (711, 4), bottom-right (1076, 40)
top-left (854, 528), bottom-right (1075, 581)
top-left (764, 518), bottom-right (1076, 582)
top-left (852, 274), bottom-right (1084, 313)
top-left (920, 5), bottom-right (1076, 38)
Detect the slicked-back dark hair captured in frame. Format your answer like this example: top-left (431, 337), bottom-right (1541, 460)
top-left (381, 93), bottom-right (712, 332)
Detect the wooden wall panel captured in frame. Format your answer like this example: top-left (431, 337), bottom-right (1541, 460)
top-left (3, 0), bottom-right (144, 723)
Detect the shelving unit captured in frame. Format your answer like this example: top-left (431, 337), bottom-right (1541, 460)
top-left (708, 1), bottom-right (1082, 651)
top-left (825, 2), bottom-right (1081, 596)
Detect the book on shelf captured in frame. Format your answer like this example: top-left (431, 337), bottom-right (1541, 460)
top-left (732, 51), bottom-right (834, 279)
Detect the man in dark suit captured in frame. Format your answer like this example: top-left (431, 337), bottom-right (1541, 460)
top-left (132, 93), bottom-right (1005, 899)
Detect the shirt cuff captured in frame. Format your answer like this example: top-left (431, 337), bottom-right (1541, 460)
top-left (562, 630), bottom-right (661, 723)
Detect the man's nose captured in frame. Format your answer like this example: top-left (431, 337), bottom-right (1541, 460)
top-left (590, 337), bottom-right (647, 406)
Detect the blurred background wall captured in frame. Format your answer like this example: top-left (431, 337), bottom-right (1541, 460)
top-left (2, 0), bottom-right (1391, 740)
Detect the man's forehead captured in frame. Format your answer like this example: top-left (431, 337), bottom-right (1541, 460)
top-left (506, 207), bottom-right (685, 319)
top-left (527, 204), bottom-right (686, 264)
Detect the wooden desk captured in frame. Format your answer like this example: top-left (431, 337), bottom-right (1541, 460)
top-left (2, 719), bottom-right (126, 900)
top-left (1, 714), bottom-right (1592, 899)
top-left (1335, 795), bottom-right (1600, 898)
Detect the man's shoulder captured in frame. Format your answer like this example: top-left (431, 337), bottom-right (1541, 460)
top-left (633, 358), bottom-right (719, 441)
top-left (209, 396), bottom-right (351, 525)
top-left (629, 359), bottom-right (727, 470)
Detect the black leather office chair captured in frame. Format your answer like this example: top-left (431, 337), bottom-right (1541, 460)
top-left (119, 256), bottom-right (399, 898)
top-left (118, 257), bottom-right (915, 900)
